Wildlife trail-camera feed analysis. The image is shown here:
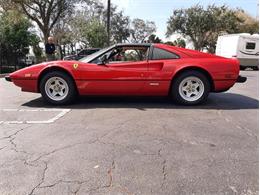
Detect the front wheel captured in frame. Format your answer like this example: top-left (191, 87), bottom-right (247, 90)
top-left (171, 71), bottom-right (210, 105)
top-left (40, 71), bottom-right (76, 105)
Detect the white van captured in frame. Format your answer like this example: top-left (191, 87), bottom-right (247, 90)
top-left (216, 33), bottom-right (259, 70)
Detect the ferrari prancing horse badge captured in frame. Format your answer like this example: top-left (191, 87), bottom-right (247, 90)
top-left (73, 63), bottom-right (79, 69)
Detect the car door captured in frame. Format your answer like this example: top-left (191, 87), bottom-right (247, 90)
top-left (144, 46), bottom-right (180, 95)
top-left (79, 46), bottom-right (149, 95)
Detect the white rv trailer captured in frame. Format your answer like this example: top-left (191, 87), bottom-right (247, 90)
top-left (216, 33), bottom-right (259, 70)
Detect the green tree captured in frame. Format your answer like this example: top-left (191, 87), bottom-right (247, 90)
top-left (130, 18), bottom-right (156, 43)
top-left (173, 38), bottom-right (186, 48)
top-left (70, 13), bottom-right (107, 48)
top-left (0, 10), bottom-right (38, 70)
top-left (70, 13), bottom-right (89, 45)
top-left (79, 0), bottom-right (130, 44)
top-left (70, 0), bottom-right (130, 47)
top-left (84, 19), bottom-right (108, 48)
top-left (30, 32), bottom-right (43, 63)
top-left (110, 11), bottom-right (130, 43)
top-left (236, 10), bottom-right (259, 34)
top-left (51, 14), bottom-right (75, 58)
top-left (148, 34), bottom-right (162, 43)
top-left (0, 0), bottom-right (19, 11)
top-left (164, 41), bottom-right (174, 46)
top-left (11, 0), bottom-right (77, 43)
top-left (166, 5), bottom-right (242, 53)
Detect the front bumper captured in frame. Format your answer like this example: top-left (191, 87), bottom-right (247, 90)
top-left (5, 75), bottom-right (11, 82)
top-left (236, 75), bottom-right (247, 83)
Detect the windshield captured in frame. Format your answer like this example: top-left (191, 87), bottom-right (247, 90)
top-left (79, 45), bottom-right (114, 63)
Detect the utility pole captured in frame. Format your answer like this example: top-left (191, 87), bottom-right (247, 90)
top-left (107, 0), bottom-right (111, 46)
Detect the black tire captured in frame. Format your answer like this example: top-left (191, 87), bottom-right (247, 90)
top-left (40, 71), bottom-right (76, 105)
top-left (252, 66), bottom-right (259, 71)
top-left (240, 66), bottom-right (247, 70)
top-left (171, 70), bottom-right (210, 105)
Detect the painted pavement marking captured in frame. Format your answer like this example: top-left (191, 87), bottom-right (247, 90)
top-left (0, 109), bottom-right (70, 124)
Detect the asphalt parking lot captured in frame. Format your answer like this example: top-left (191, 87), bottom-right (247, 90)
top-left (0, 70), bottom-right (258, 195)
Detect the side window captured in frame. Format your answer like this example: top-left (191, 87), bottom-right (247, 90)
top-left (86, 50), bottom-right (98, 55)
top-left (246, 42), bottom-right (256, 50)
top-left (79, 50), bottom-right (96, 55)
top-left (108, 47), bottom-right (149, 63)
top-left (91, 47), bottom-right (149, 64)
top-left (152, 47), bottom-right (179, 60)
top-left (78, 50), bottom-right (86, 55)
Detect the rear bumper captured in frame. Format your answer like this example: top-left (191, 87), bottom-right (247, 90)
top-left (5, 76), bottom-right (11, 82)
top-left (236, 75), bottom-right (247, 83)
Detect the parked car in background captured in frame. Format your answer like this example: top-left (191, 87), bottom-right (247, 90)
top-left (6, 43), bottom-right (246, 105)
top-left (63, 48), bottom-right (100, 61)
top-left (18, 54), bottom-right (36, 67)
top-left (25, 54), bottom-right (36, 65)
top-left (216, 33), bottom-right (259, 70)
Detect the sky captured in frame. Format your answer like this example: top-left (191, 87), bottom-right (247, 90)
top-left (105, 0), bottom-right (259, 41)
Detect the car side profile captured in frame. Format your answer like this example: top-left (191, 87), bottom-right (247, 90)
top-left (5, 43), bottom-right (246, 105)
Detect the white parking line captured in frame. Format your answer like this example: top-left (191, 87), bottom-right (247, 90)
top-left (0, 109), bottom-right (70, 124)
top-left (4, 121), bottom-right (24, 124)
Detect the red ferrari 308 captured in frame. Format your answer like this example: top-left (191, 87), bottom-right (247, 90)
top-left (5, 43), bottom-right (247, 105)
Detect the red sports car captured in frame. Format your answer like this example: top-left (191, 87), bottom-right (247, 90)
top-left (5, 43), bottom-right (246, 105)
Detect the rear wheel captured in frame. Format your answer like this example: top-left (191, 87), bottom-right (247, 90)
top-left (171, 71), bottom-right (210, 105)
top-left (40, 71), bottom-right (76, 105)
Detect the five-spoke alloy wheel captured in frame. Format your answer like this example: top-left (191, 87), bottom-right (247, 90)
top-left (45, 77), bottom-right (69, 101)
top-left (171, 70), bottom-right (210, 105)
top-left (40, 71), bottom-right (76, 105)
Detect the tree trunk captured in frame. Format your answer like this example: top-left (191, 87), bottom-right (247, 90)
top-left (43, 29), bottom-right (50, 44)
top-left (70, 44), bottom-right (74, 54)
top-left (62, 45), bottom-right (66, 56)
top-left (59, 45), bottom-right (63, 60)
top-left (56, 40), bottom-right (62, 60)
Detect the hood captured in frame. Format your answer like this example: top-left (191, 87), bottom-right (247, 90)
top-left (9, 60), bottom-right (81, 80)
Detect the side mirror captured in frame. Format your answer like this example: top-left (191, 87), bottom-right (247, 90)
top-left (97, 55), bottom-right (108, 65)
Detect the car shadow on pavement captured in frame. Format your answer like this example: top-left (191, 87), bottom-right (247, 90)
top-left (22, 92), bottom-right (258, 110)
